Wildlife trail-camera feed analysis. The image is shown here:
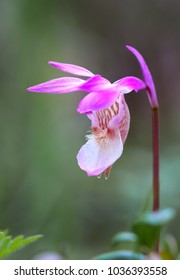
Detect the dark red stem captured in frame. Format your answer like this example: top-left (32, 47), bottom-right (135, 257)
top-left (152, 107), bottom-right (159, 212)
top-left (152, 107), bottom-right (160, 253)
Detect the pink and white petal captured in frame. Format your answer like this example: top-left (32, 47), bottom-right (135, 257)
top-left (114, 76), bottom-right (146, 94)
top-left (27, 77), bottom-right (85, 94)
top-left (48, 61), bottom-right (94, 77)
top-left (77, 130), bottom-right (123, 176)
top-left (126, 45), bottom-right (158, 107)
top-left (87, 113), bottom-right (99, 128)
top-left (80, 75), bottom-right (112, 92)
top-left (77, 87), bottom-right (119, 114)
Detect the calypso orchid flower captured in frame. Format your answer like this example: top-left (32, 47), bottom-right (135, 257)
top-left (27, 59), bottom-right (145, 178)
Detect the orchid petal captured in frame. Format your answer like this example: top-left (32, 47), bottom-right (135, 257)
top-left (48, 61), bottom-right (94, 77)
top-left (87, 113), bottom-right (99, 128)
top-left (114, 76), bottom-right (146, 94)
top-left (108, 99), bottom-right (130, 144)
top-left (77, 130), bottom-right (123, 176)
top-left (77, 87), bottom-right (119, 114)
top-left (108, 107), bottom-right (124, 130)
top-left (80, 75), bottom-right (111, 92)
top-left (27, 77), bottom-right (85, 94)
top-left (126, 45), bottom-right (158, 107)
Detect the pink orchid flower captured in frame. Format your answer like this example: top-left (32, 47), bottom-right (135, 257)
top-left (27, 60), bottom-right (145, 178)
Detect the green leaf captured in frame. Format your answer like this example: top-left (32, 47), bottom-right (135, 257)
top-left (0, 236), bottom-right (12, 256)
top-left (132, 208), bottom-right (176, 250)
top-left (93, 250), bottom-right (145, 260)
top-left (0, 230), bottom-right (9, 241)
top-left (111, 231), bottom-right (138, 250)
top-left (7, 235), bottom-right (42, 256)
top-left (160, 234), bottom-right (178, 260)
top-left (0, 230), bottom-right (42, 259)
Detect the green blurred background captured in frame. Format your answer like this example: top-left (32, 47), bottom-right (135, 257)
top-left (0, 0), bottom-right (180, 259)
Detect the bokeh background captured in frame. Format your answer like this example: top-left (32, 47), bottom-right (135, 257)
top-left (0, 0), bottom-right (180, 259)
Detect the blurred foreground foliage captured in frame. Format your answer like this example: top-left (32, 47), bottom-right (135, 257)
top-left (1, 208), bottom-right (178, 260)
top-left (94, 208), bottom-right (179, 260)
top-left (0, 230), bottom-right (42, 259)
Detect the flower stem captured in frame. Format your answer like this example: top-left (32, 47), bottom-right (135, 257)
top-left (152, 106), bottom-right (160, 252)
top-left (152, 107), bottom-right (159, 211)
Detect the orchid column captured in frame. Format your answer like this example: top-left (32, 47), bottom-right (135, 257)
top-left (126, 46), bottom-right (160, 213)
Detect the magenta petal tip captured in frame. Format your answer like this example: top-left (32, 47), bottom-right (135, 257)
top-left (48, 61), bottom-right (94, 77)
top-left (126, 45), bottom-right (158, 108)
